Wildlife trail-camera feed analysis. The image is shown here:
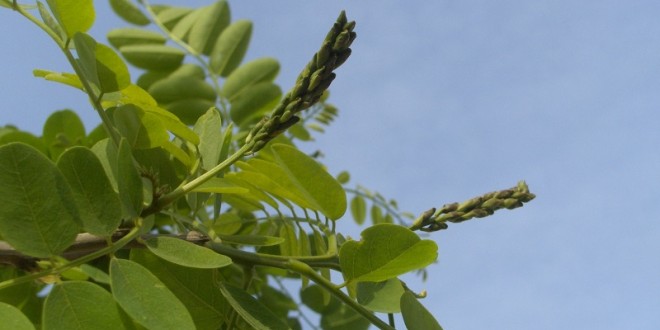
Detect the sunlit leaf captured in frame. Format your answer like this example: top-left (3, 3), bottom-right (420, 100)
top-left (210, 20), bottom-right (252, 76)
top-left (0, 143), bottom-right (80, 258)
top-left (113, 104), bottom-right (169, 149)
top-left (350, 196), bottom-right (366, 225)
top-left (110, 258), bottom-right (195, 330)
top-left (109, 0), bottom-right (149, 26)
top-left (193, 108), bottom-right (222, 170)
top-left (43, 281), bottom-right (126, 330)
top-left (145, 236), bottom-right (232, 269)
top-left (0, 302), bottom-right (35, 330)
top-left (46, 0), bottom-right (94, 38)
top-left (339, 224), bottom-right (437, 283)
top-left (401, 291), bottom-right (443, 330)
top-left (215, 234), bottom-right (284, 246)
top-left (57, 147), bottom-right (122, 236)
top-left (279, 223), bottom-right (298, 256)
top-left (33, 69), bottom-right (82, 90)
top-left (193, 178), bottom-right (250, 194)
top-left (155, 6), bottom-right (192, 30)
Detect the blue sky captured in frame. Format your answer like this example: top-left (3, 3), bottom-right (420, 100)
top-left (3, 1), bottom-right (660, 329)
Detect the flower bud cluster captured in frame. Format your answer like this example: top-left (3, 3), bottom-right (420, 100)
top-left (245, 11), bottom-right (356, 153)
top-left (410, 181), bottom-right (535, 232)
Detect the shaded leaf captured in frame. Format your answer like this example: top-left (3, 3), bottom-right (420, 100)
top-left (155, 6), bottom-right (192, 30)
top-left (188, 0), bottom-right (230, 55)
top-left (57, 147), bottom-right (122, 235)
top-left (110, 258), bottom-right (195, 330)
top-left (0, 131), bottom-right (47, 155)
top-left (193, 178), bottom-right (250, 194)
top-left (116, 138), bottom-right (143, 218)
top-left (119, 44), bottom-right (184, 71)
top-left (113, 104), bottom-right (169, 149)
top-left (107, 28), bottom-right (166, 49)
top-left (339, 224), bottom-right (437, 283)
top-left (145, 236), bottom-right (232, 269)
top-left (229, 82), bottom-right (281, 127)
top-left (401, 291), bottom-right (443, 330)
top-left (210, 20), bottom-right (252, 76)
top-left (43, 281), bottom-right (126, 330)
top-left (0, 143), bottom-right (80, 258)
top-left (356, 278), bottom-right (404, 313)
top-left (42, 109), bottom-right (85, 159)
top-left (222, 57), bottom-right (279, 101)
top-left (217, 282), bottom-right (291, 330)
top-left (216, 234), bottom-right (284, 246)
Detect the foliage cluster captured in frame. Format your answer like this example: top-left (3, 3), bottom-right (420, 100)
top-left (0, 0), bottom-right (534, 329)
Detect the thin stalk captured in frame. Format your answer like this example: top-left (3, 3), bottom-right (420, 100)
top-left (287, 259), bottom-right (394, 330)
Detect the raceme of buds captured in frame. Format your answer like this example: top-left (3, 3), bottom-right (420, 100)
top-left (245, 11), bottom-right (356, 153)
top-left (410, 181), bottom-right (535, 232)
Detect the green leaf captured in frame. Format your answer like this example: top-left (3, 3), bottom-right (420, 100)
top-left (0, 143), bottom-right (80, 258)
top-left (32, 69), bottom-right (82, 90)
top-left (130, 249), bottom-right (229, 330)
top-left (371, 204), bottom-right (383, 224)
top-left (80, 264), bottom-right (110, 284)
top-left (43, 281), bottom-right (126, 330)
top-left (119, 44), bottom-right (184, 71)
top-left (72, 32), bottom-right (100, 93)
top-left (320, 300), bottom-right (371, 330)
top-left (116, 139), bottom-right (143, 218)
top-left (222, 57), bottom-right (279, 101)
top-left (193, 178), bottom-right (250, 194)
top-left (148, 76), bottom-right (216, 104)
top-left (109, 0), bottom-right (149, 26)
top-left (209, 20), bottom-right (252, 76)
top-left (46, 0), bottom-right (94, 38)
top-left (336, 171), bottom-right (350, 184)
top-left (107, 28), bottom-right (166, 49)
top-left (110, 258), bottom-right (195, 330)
top-left (37, 1), bottom-right (64, 42)
top-left (217, 282), bottom-right (291, 330)
top-left (0, 131), bottom-right (47, 155)
top-left (42, 109), bottom-right (85, 160)
top-left (300, 285), bottom-right (331, 314)
top-left (350, 196), bottom-right (367, 225)
top-left (211, 212), bottom-right (241, 235)
top-left (230, 82), bottom-right (281, 127)
top-left (339, 224), bottom-right (438, 283)
top-left (155, 6), bottom-right (193, 30)
top-left (278, 223), bottom-right (298, 256)
top-left (164, 98), bottom-right (216, 126)
top-left (188, 0), bottom-right (230, 55)
top-left (401, 291), bottom-right (443, 330)
top-left (0, 302), bottom-right (34, 330)
top-left (269, 144), bottom-right (346, 220)
top-left (356, 278), bottom-right (404, 313)
top-left (215, 234), bottom-right (284, 246)
top-left (113, 104), bottom-right (170, 149)
top-left (95, 43), bottom-right (131, 92)
top-left (145, 236), bottom-right (232, 269)
top-left (169, 7), bottom-right (204, 41)
top-left (57, 147), bottom-right (122, 236)
top-left (193, 108), bottom-right (222, 171)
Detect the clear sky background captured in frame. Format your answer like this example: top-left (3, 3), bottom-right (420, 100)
top-left (2, 1), bottom-right (660, 329)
